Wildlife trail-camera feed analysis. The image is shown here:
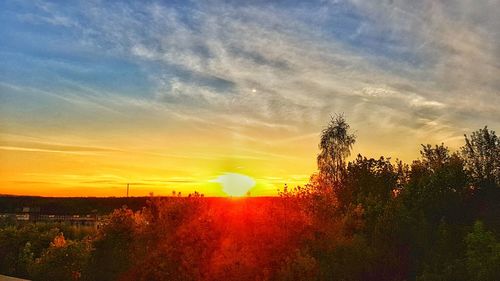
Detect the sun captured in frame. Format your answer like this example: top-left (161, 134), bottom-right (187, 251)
top-left (211, 173), bottom-right (256, 197)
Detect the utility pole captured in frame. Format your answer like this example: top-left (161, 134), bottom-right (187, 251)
top-left (127, 183), bottom-right (129, 198)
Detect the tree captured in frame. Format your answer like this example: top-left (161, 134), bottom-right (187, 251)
top-left (461, 126), bottom-right (500, 189)
top-left (344, 155), bottom-right (398, 210)
top-left (0, 224), bottom-right (61, 278)
top-left (86, 207), bottom-right (142, 281)
top-left (465, 221), bottom-right (500, 281)
top-left (317, 114), bottom-right (356, 189)
top-left (420, 144), bottom-right (451, 173)
top-left (30, 234), bottom-right (90, 281)
top-left (405, 144), bottom-right (469, 224)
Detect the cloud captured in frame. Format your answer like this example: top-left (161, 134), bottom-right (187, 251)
top-left (347, 0), bottom-right (500, 107)
top-left (0, 137), bottom-right (122, 155)
top-left (1, 0), bottom-right (499, 165)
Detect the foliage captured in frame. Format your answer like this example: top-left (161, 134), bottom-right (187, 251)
top-left (0, 223), bottom-right (91, 278)
top-left (85, 207), bottom-right (144, 281)
top-left (464, 221), bottom-right (500, 281)
top-left (461, 126), bottom-right (500, 189)
top-left (30, 234), bottom-right (90, 281)
top-left (317, 114), bottom-right (356, 188)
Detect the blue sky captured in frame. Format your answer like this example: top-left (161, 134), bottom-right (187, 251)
top-left (1, 0), bottom-right (499, 196)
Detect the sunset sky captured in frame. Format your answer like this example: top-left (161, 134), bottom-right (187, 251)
top-left (1, 0), bottom-right (499, 196)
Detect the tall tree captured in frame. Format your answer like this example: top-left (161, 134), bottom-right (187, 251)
top-left (317, 114), bottom-right (356, 188)
top-left (461, 126), bottom-right (500, 189)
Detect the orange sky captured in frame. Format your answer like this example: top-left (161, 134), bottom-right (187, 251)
top-left (0, 123), bottom-right (465, 197)
top-left (1, 1), bottom-right (499, 196)
top-left (0, 127), bottom-right (318, 196)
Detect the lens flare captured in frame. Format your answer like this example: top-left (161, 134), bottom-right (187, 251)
top-left (211, 173), bottom-right (255, 197)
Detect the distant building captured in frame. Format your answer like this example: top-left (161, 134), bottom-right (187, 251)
top-left (0, 206), bottom-right (103, 227)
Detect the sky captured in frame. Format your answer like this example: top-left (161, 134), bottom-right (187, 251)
top-left (1, 0), bottom-right (499, 197)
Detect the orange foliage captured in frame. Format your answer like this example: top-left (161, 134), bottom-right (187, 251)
top-left (119, 196), bottom-right (314, 281)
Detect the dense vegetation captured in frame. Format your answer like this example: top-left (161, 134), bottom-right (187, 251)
top-left (1, 116), bottom-right (499, 281)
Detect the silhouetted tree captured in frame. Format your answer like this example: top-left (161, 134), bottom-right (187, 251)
top-left (405, 144), bottom-right (469, 224)
top-left (461, 126), bottom-right (500, 190)
top-left (344, 155), bottom-right (398, 211)
top-left (317, 114), bottom-right (356, 189)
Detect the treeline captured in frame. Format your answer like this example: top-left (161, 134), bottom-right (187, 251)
top-left (1, 116), bottom-right (499, 281)
top-left (0, 196), bottom-right (150, 215)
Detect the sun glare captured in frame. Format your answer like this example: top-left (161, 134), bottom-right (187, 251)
top-left (211, 173), bottom-right (256, 197)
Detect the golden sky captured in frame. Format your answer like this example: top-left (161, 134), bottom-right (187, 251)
top-left (1, 1), bottom-right (499, 196)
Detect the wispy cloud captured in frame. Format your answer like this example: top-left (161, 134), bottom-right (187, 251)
top-left (0, 0), bottom-right (498, 195)
top-left (64, 0), bottom-right (498, 137)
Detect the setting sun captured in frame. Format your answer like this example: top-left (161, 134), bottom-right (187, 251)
top-left (211, 173), bottom-right (256, 197)
top-left (0, 1), bottom-right (499, 280)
